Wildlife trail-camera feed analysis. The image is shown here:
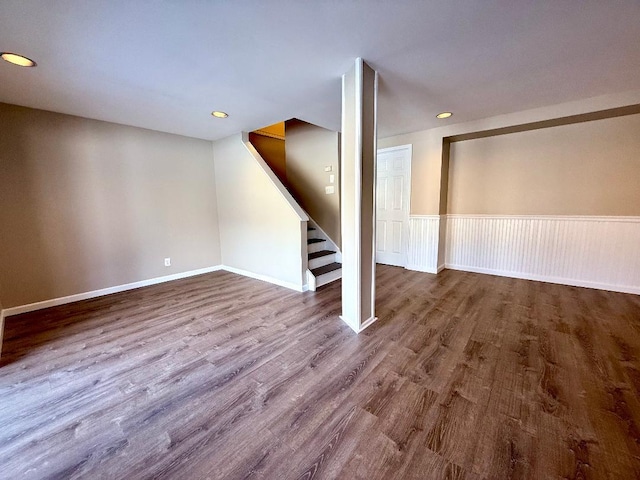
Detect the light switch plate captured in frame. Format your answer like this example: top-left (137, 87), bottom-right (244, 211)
top-left (329, 174), bottom-right (335, 184)
top-left (325, 186), bottom-right (335, 194)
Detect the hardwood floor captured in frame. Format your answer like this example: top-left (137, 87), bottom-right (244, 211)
top-left (1, 266), bottom-right (640, 479)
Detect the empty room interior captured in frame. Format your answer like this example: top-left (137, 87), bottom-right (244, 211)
top-left (1, 1), bottom-right (640, 479)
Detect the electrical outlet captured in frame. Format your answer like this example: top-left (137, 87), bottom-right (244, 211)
top-left (164, 258), bottom-right (171, 267)
top-left (325, 186), bottom-right (335, 194)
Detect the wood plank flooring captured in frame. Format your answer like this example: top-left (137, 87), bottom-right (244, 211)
top-left (1, 266), bottom-right (640, 479)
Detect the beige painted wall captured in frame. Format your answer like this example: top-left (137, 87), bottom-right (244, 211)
top-left (448, 113), bottom-right (640, 215)
top-left (248, 132), bottom-right (287, 184)
top-left (378, 128), bottom-right (445, 215)
top-left (285, 119), bottom-right (341, 246)
top-left (378, 89), bottom-right (640, 216)
top-left (213, 134), bottom-right (305, 288)
top-left (0, 103), bottom-right (221, 308)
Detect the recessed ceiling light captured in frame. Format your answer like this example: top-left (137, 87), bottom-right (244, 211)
top-left (1, 52), bottom-right (37, 67)
top-left (436, 112), bottom-right (452, 119)
top-left (211, 111), bottom-right (229, 118)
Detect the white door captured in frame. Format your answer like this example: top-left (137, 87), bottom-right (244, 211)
top-left (376, 145), bottom-right (411, 267)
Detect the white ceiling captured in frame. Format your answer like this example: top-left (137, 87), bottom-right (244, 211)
top-left (1, 1), bottom-right (639, 141)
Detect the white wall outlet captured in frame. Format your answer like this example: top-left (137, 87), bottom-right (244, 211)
top-left (164, 257), bottom-right (171, 267)
top-left (325, 186), bottom-right (335, 194)
top-left (329, 174), bottom-right (335, 184)
top-left (324, 165), bottom-right (333, 172)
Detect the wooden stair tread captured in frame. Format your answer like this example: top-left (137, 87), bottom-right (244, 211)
top-left (307, 238), bottom-right (325, 244)
top-left (308, 250), bottom-right (336, 260)
top-left (311, 262), bottom-right (342, 276)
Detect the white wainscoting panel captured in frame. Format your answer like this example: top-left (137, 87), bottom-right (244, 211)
top-left (407, 215), bottom-right (441, 273)
top-left (445, 215), bottom-right (640, 294)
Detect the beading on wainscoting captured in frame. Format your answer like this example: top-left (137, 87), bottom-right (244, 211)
top-left (445, 215), bottom-right (640, 294)
top-left (407, 215), bottom-right (441, 273)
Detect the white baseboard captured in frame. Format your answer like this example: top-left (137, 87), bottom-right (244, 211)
top-left (437, 264), bottom-right (445, 273)
top-left (339, 315), bottom-right (378, 333)
top-left (2, 266), bottom-right (224, 317)
top-left (358, 316), bottom-right (378, 332)
top-left (445, 264), bottom-right (640, 295)
top-left (220, 266), bottom-right (305, 292)
top-left (339, 315), bottom-right (358, 333)
top-left (406, 264), bottom-right (438, 274)
top-left (1, 264), bottom-right (308, 319)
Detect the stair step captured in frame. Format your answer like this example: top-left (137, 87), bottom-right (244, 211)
top-left (307, 226), bottom-right (316, 231)
top-left (308, 249), bottom-right (336, 260)
top-left (311, 262), bottom-right (342, 277)
top-left (307, 238), bottom-right (325, 244)
top-left (308, 249), bottom-right (337, 269)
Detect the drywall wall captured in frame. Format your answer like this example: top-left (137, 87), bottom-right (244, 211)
top-left (213, 133), bottom-right (305, 289)
top-left (448, 113), bottom-right (640, 215)
top-left (378, 90), bottom-right (640, 216)
top-left (0, 103), bottom-right (221, 308)
top-left (378, 90), bottom-right (640, 282)
top-left (254, 122), bottom-right (285, 138)
top-left (378, 128), bottom-right (445, 215)
top-left (285, 119), bottom-right (341, 246)
top-left (248, 132), bottom-right (287, 184)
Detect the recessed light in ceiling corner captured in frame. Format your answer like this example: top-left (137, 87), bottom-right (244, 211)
top-left (1, 52), bottom-right (37, 67)
top-left (436, 112), bottom-right (452, 119)
top-left (211, 111), bottom-right (229, 118)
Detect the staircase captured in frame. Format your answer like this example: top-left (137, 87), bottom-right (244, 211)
top-left (307, 226), bottom-right (341, 291)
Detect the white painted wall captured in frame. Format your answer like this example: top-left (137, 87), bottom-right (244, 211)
top-left (213, 134), bottom-right (308, 291)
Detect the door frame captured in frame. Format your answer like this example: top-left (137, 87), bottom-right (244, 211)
top-left (376, 144), bottom-right (412, 267)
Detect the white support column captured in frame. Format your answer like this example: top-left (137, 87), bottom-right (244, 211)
top-left (340, 58), bottom-right (378, 333)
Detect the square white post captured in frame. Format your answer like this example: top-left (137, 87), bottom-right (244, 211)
top-left (340, 58), bottom-right (378, 333)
